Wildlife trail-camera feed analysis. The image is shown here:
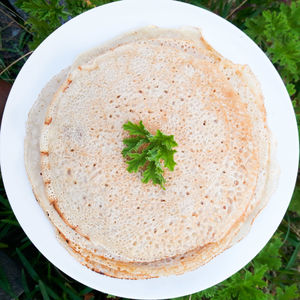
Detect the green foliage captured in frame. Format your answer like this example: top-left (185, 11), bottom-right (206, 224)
top-left (122, 121), bottom-right (177, 188)
top-left (187, 0), bottom-right (233, 17)
top-left (213, 265), bottom-right (268, 300)
top-left (64, 0), bottom-right (115, 16)
top-left (1, 0), bottom-right (300, 299)
top-left (15, 0), bottom-right (116, 49)
top-left (15, 0), bottom-right (69, 49)
top-left (172, 233), bottom-right (300, 300)
top-left (192, 285), bottom-right (219, 299)
top-left (0, 176), bottom-right (106, 299)
top-left (185, 0), bottom-right (281, 28)
top-left (0, 263), bottom-right (15, 298)
top-left (253, 234), bottom-right (282, 271)
top-left (245, 1), bottom-right (300, 100)
top-left (122, 120), bottom-right (150, 137)
top-left (276, 284), bottom-right (300, 300)
top-left (289, 186), bottom-right (300, 215)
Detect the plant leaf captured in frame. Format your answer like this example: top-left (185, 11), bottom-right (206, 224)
top-left (126, 152), bottom-right (148, 173)
top-left (142, 161), bottom-right (165, 189)
top-left (289, 186), bottom-right (300, 215)
top-left (253, 234), bottom-right (282, 271)
top-left (123, 121), bottom-right (150, 137)
top-left (122, 137), bottom-right (148, 157)
top-left (160, 147), bottom-right (177, 171)
top-left (276, 284), bottom-right (300, 300)
top-left (122, 121), bottom-right (177, 187)
top-left (149, 130), bottom-right (178, 149)
top-left (286, 242), bottom-right (300, 270)
top-left (16, 248), bottom-right (39, 281)
top-left (38, 280), bottom-right (50, 300)
top-left (211, 265), bottom-right (269, 300)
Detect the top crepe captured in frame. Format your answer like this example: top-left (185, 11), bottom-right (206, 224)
top-left (25, 26), bottom-right (277, 278)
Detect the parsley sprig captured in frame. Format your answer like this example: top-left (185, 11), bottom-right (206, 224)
top-left (122, 121), bottom-right (178, 189)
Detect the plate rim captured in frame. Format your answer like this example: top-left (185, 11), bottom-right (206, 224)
top-left (1, 0), bottom-right (298, 299)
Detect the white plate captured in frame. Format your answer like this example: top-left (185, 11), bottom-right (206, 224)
top-left (1, 0), bottom-right (298, 299)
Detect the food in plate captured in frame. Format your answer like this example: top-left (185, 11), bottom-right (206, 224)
top-left (25, 26), bottom-right (278, 279)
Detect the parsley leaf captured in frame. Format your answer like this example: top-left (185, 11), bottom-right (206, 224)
top-left (160, 147), bottom-right (177, 171)
top-left (149, 130), bottom-right (178, 149)
top-left (122, 121), bottom-right (177, 188)
top-left (122, 137), bottom-right (148, 157)
top-left (123, 121), bottom-right (150, 137)
top-left (142, 161), bottom-right (165, 187)
top-left (126, 152), bottom-right (148, 173)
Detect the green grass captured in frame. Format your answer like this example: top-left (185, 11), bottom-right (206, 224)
top-left (0, 1), bottom-right (299, 299)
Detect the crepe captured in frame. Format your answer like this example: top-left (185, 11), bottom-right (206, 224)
top-left (25, 26), bottom-right (277, 278)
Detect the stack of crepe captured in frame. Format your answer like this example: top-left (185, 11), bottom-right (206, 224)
top-left (25, 26), bottom-right (277, 279)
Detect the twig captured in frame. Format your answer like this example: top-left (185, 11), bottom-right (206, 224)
top-left (226, 0), bottom-right (249, 20)
top-left (282, 214), bottom-right (291, 246)
top-left (0, 7), bottom-right (32, 34)
top-left (0, 21), bottom-right (15, 33)
top-left (0, 1), bottom-right (27, 23)
top-left (282, 219), bottom-right (300, 240)
top-left (0, 51), bottom-right (33, 76)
